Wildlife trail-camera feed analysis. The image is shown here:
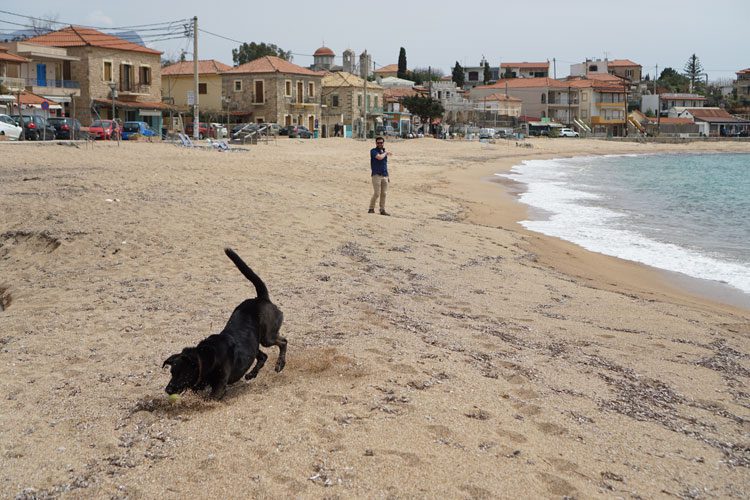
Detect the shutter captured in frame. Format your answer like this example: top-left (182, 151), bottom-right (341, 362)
top-left (119, 64), bottom-right (124, 89)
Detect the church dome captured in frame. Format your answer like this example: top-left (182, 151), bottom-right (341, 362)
top-left (314, 46), bottom-right (335, 57)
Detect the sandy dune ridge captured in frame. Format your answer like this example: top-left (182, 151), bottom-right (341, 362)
top-left (0, 138), bottom-right (748, 498)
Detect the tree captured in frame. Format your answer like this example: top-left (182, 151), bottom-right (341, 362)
top-left (657, 67), bottom-right (690, 93)
top-left (232, 42), bottom-right (292, 65)
top-left (483, 61), bottom-right (491, 85)
top-left (683, 54), bottom-right (705, 93)
top-left (400, 95), bottom-right (444, 127)
top-left (452, 62), bottom-right (465, 88)
top-left (397, 47), bottom-right (407, 79)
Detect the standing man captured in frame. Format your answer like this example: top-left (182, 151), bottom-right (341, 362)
top-left (368, 136), bottom-right (391, 215)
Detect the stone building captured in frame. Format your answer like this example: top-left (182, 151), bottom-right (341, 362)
top-left (222, 56), bottom-right (323, 130)
top-left (24, 26), bottom-right (167, 129)
top-left (321, 71), bottom-right (383, 137)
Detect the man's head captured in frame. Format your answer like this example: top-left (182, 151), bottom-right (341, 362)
top-left (375, 137), bottom-right (384, 147)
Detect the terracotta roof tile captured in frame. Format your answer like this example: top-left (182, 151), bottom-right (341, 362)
top-left (737, 68), bottom-right (750, 74)
top-left (322, 71), bottom-right (383, 89)
top-left (607, 59), bottom-right (640, 67)
top-left (475, 77), bottom-right (565, 89)
top-left (224, 56), bottom-right (320, 76)
top-left (25, 25), bottom-right (161, 55)
top-left (162, 60), bottom-right (233, 76)
top-left (0, 48), bottom-right (29, 63)
top-left (500, 62), bottom-right (549, 69)
top-left (314, 46), bottom-right (335, 56)
top-left (484, 93), bottom-right (522, 102)
top-left (19, 90), bottom-right (60, 105)
top-left (375, 64), bottom-right (399, 73)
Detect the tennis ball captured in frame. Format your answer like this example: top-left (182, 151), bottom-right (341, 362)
top-left (168, 394), bottom-right (180, 404)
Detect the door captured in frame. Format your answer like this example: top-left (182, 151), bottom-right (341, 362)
top-left (308, 115), bottom-right (314, 132)
top-left (297, 82), bottom-right (303, 103)
top-left (36, 64), bottom-right (47, 87)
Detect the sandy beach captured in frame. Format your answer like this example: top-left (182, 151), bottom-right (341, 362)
top-left (1, 137), bottom-right (748, 498)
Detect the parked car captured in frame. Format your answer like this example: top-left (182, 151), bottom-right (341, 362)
top-left (478, 127), bottom-right (496, 139)
top-left (559, 128), bottom-right (579, 137)
top-left (208, 123), bottom-right (228, 139)
top-left (0, 114), bottom-right (23, 140)
top-left (184, 121), bottom-right (209, 139)
top-left (261, 123), bottom-right (281, 135)
top-left (47, 117), bottom-right (83, 140)
top-left (288, 125), bottom-right (313, 138)
top-left (11, 114), bottom-right (56, 140)
top-left (279, 126), bottom-right (290, 136)
top-left (122, 121), bottom-right (157, 140)
top-left (88, 119), bottom-right (121, 140)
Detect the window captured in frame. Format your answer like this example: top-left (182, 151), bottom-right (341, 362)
top-left (198, 83), bottom-right (207, 94)
top-left (254, 80), bottom-right (264, 103)
top-left (285, 80), bottom-right (292, 96)
top-left (256, 117), bottom-right (264, 124)
top-left (234, 80), bottom-right (242, 92)
top-left (332, 94), bottom-right (339, 107)
top-left (139, 66), bottom-right (151, 85)
top-left (582, 110), bottom-right (588, 118)
top-left (541, 93), bottom-right (546, 104)
top-left (357, 94), bottom-right (362, 107)
top-left (374, 96), bottom-right (378, 108)
top-left (468, 71), bottom-right (479, 81)
top-left (103, 61), bottom-right (112, 82)
top-left (308, 82), bottom-right (314, 97)
top-left (120, 63), bottom-right (134, 91)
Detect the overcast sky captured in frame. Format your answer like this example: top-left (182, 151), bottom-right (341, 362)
top-left (3, 1), bottom-right (747, 81)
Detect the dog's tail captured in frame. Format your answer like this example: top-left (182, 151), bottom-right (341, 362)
top-left (224, 248), bottom-right (269, 300)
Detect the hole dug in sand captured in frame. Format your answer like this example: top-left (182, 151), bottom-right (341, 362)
top-left (0, 230), bottom-right (61, 258)
top-left (0, 287), bottom-right (10, 311)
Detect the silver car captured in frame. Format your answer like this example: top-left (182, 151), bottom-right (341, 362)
top-left (0, 114), bottom-right (23, 140)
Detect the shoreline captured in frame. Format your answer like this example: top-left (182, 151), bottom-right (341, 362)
top-left (439, 141), bottom-right (750, 316)
top-left (489, 151), bottom-right (750, 312)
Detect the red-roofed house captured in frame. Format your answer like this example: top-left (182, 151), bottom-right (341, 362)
top-left (23, 26), bottom-right (165, 128)
top-left (606, 59), bottom-right (642, 82)
top-left (162, 59), bottom-right (232, 113)
top-left (374, 64), bottom-right (399, 79)
top-left (672, 107), bottom-right (750, 136)
top-left (222, 56), bottom-right (323, 130)
top-left (500, 61), bottom-right (549, 79)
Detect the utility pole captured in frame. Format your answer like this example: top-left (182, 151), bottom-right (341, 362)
top-left (192, 16), bottom-right (199, 140)
top-left (363, 59), bottom-right (367, 139)
top-left (553, 58), bottom-right (556, 79)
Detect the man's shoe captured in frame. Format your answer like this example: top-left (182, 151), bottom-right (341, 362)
top-left (368, 208), bottom-right (375, 214)
top-left (380, 209), bottom-right (390, 216)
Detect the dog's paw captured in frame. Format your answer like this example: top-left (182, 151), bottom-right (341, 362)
top-left (244, 371), bottom-right (258, 380)
top-left (275, 360), bottom-right (286, 373)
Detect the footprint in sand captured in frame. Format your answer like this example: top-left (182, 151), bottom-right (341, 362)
top-left (535, 421), bottom-right (568, 436)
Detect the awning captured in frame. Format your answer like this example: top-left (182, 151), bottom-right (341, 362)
top-left (92, 98), bottom-right (176, 111)
top-left (43, 95), bottom-right (71, 103)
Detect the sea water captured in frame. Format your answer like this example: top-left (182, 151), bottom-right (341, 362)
top-left (502, 153), bottom-right (750, 299)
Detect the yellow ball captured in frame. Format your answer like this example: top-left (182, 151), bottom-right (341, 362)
top-left (168, 394), bottom-right (180, 403)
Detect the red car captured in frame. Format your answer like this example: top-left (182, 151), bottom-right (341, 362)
top-left (184, 121), bottom-right (209, 139)
top-left (89, 119), bottom-right (121, 140)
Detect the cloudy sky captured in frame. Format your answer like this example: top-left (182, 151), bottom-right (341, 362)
top-left (2, 1), bottom-right (747, 81)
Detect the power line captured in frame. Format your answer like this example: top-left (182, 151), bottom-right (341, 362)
top-left (0, 8), bottom-right (189, 31)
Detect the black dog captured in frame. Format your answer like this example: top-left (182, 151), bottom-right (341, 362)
top-left (162, 248), bottom-right (287, 399)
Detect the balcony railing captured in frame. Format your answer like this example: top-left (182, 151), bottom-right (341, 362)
top-left (0, 76), bottom-right (81, 90)
top-left (119, 83), bottom-right (150, 94)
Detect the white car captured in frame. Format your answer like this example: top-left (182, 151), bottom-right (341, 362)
top-left (0, 114), bottom-right (23, 140)
top-left (559, 128), bottom-right (579, 137)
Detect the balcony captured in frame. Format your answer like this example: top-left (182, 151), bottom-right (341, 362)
top-left (595, 101), bottom-right (625, 108)
top-left (119, 83), bottom-right (151, 96)
top-left (548, 98), bottom-right (579, 106)
top-left (288, 97), bottom-right (318, 107)
top-left (591, 116), bottom-right (625, 125)
top-left (0, 76), bottom-right (26, 91)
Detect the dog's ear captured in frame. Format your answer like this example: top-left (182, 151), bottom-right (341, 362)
top-left (162, 353), bottom-right (180, 369)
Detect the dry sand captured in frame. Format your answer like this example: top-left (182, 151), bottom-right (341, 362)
top-left (0, 137), bottom-right (748, 499)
